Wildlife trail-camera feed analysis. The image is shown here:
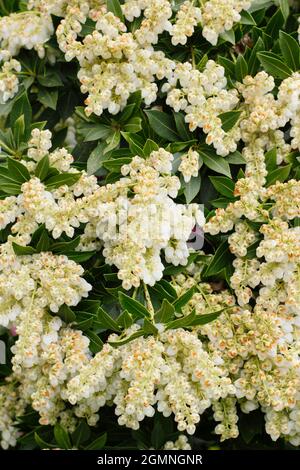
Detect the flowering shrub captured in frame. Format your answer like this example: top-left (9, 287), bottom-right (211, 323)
top-left (0, 0), bottom-right (299, 451)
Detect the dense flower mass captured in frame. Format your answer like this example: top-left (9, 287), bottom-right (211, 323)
top-left (0, 0), bottom-right (299, 453)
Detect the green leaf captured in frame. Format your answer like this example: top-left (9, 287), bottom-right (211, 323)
top-left (143, 139), bottom-right (159, 156)
top-left (257, 51), bottom-right (292, 79)
top-left (203, 240), bottom-right (232, 278)
top-left (117, 310), bottom-right (133, 329)
top-left (151, 280), bottom-right (177, 303)
top-left (109, 329), bottom-right (145, 346)
top-left (97, 306), bottom-right (121, 332)
top-left (173, 112), bottom-right (193, 141)
top-left (248, 37), bottom-right (265, 76)
top-left (35, 155), bottom-right (50, 181)
top-left (209, 176), bottom-right (235, 198)
top-left (13, 115), bottom-right (25, 146)
top-left (87, 142), bottom-right (107, 175)
top-left (172, 286), bottom-right (195, 314)
top-left (34, 432), bottom-right (55, 449)
top-left (249, 1), bottom-right (273, 13)
top-left (117, 103), bottom-right (136, 123)
top-left (57, 304), bottom-right (76, 323)
top-left (7, 158), bottom-right (30, 183)
top-left (38, 70), bottom-right (63, 88)
top-left (12, 243), bottom-right (36, 256)
top-left (143, 318), bottom-right (158, 335)
top-left (218, 56), bottom-right (235, 78)
top-left (184, 176), bottom-right (201, 203)
top-left (235, 55), bottom-right (248, 82)
top-left (10, 91), bottom-right (32, 133)
top-left (266, 164), bottom-right (292, 187)
top-left (198, 147), bottom-right (231, 178)
top-left (66, 251), bottom-right (95, 262)
top-left (54, 424), bottom-right (72, 450)
top-left (154, 299), bottom-right (175, 324)
top-left (165, 310), bottom-right (196, 330)
top-left (240, 10), bottom-right (256, 25)
top-left (85, 331), bottom-right (103, 353)
top-left (36, 230), bottom-right (50, 252)
top-left (72, 421), bottom-right (91, 448)
top-left (189, 309), bottom-right (224, 326)
top-left (219, 111), bottom-right (242, 132)
top-left (265, 8), bottom-right (284, 38)
top-left (51, 236), bottom-right (81, 253)
top-left (104, 130), bottom-right (120, 153)
top-left (239, 411), bottom-right (264, 444)
top-left (220, 29), bottom-right (235, 45)
top-left (107, 0), bottom-right (124, 22)
top-left (102, 157), bottom-right (132, 172)
top-left (197, 53), bottom-right (208, 71)
top-left (279, 31), bottom-right (300, 72)
top-left (145, 110), bottom-right (180, 142)
top-left (83, 124), bottom-right (111, 142)
top-left (85, 433), bottom-right (107, 450)
top-left (279, 0), bottom-right (289, 21)
top-left (123, 116), bottom-right (142, 133)
top-left (37, 88), bottom-right (58, 110)
top-left (118, 292), bottom-right (150, 320)
top-left (45, 173), bottom-right (81, 190)
top-left (226, 151), bottom-right (245, 165)
top-left (265, 148), bottom-right (277, 172)
top-left (121, 132), bottom-right (144, 156)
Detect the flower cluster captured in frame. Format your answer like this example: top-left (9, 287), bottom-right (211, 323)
top-left (163, 60), bottom-right (240, 156)
top-left (0, 11), bottom-right (54, 58)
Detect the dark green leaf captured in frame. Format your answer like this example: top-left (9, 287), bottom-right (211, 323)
top-left (57, 304), bottom-right (76, 323)
top-left (199, 147), bottom-right (231, 178)
top-left (83, 124), bottom-right (112, 142)
top-left (72, 421), bottom-right (91, 447)
top-left (143, 139), bottom-right (159, 156)
top-left (143, 318), bottom-right (158, 335)
top-left (257, 51), bottom-right (292, 79)
top-left (219, 111), bottom-right (242, 132)
top-left (109, 329), bottom-right (145, 346)
top-left (107, 0), bottom-right (124, 22)
top-left (36, 230), bottom-right (50, 252)
top-left (117, 310), bottom-right (133, 329)
top-left (97, 306), bottom-right (121, 332)
top-left (235, 55), bottom-right (248, 82)
top-left (184, 176), bottom-right (201, 203)
top-left (87, 142), bottom-right (107, 175)
top-left (145, 110), bottom-right (180, 142)
top-left (85, 331), bottom-right (103, 353)
top-left (118, 292), bottom-right (150, 320)
top-left (266, 164), bottom-right (292, 187)
top-left (154, 299), bottom-right (175, 324)
top-left (172, 286), bottom-right (195, 313)
top-left (209, 176), bottom-right (235, 198)
top-left (85, 433), bottom-right (107, 450)
top-left (279, 31), bottom-right (300, 71)
top-left (203, 240), bottom-right (232, 278)
top-left (54, 424), bottom-right (72, 450)
top-left (45, 173), bottom-right (81, 189)
top-left (7, 158), bottom-right (30, 183)
top-left (240, 10), bottom-right (256, 25)
top-left (35, 155), bottom-right (50, 181)
top-left (37, 88), bottom-right (58, 110)
top-left (12, 243), bottom-right (36, 256)
top-left (173, 112), bottom-right (193, 141)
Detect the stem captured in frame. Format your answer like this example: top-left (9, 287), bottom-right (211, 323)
top-left (132, 287), bottom-right (138, 300)
top-left (143, 282), bottom-right (155, 320)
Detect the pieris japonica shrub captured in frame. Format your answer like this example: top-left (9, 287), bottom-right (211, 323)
top-left (0, 0), bottom-right (299, 451)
